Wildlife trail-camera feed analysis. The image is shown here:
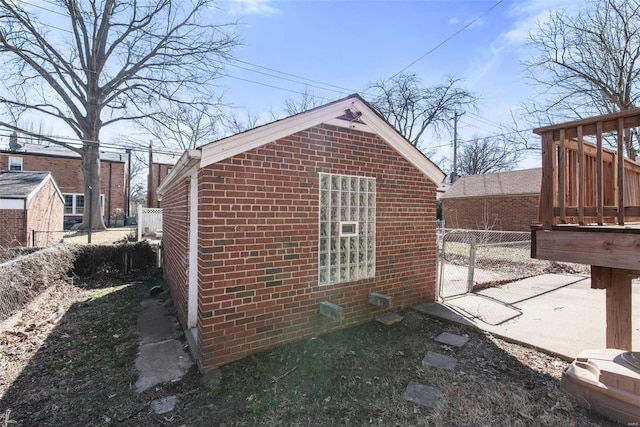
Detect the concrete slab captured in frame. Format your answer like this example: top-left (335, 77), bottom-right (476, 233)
top-left (137, 299), bottom-right (180, 345)
top-left (417, 273), bottom-right (640, 360)
top-left (445, 294), bottom-right (521, 325)
top-left (403, 381), bottom-right (441, 409)
top-left (435, 332), bottom-right (469, 348)
top-left (135, 339), bottom-right (193, 393)
top-left (135, 297), bottom-right (193, 393)
top-left (375, 312), bottom-right (403, 325)
top-left (422, 351), bottom-right (457, 370)
top-left (413, 302), bottom-right (475, 327)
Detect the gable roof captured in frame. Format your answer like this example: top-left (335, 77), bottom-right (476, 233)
top-left (2, 143), bottom-right (126, 163)
top-left (441, 168), bottom-right (541, 199)
top-left (199, 93), bottom-right (445, 185)
top-left (0, 170), bottom-right (64, 201)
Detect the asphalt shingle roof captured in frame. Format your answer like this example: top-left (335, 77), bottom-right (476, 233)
top-left (441, 168), bottom-right (541, 198)
top-left (0, 171), bottom-right (51, 197)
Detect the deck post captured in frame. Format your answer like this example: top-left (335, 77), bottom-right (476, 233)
top-left (606, 268), bottom-right (632, 351)
top-left (540, 131), bottom-right (555, 229)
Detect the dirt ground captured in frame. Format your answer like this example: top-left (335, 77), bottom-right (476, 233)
top-left (0, 275), bottom-right (619, 426)
top-left (63, 227), bottom-right (137, 245)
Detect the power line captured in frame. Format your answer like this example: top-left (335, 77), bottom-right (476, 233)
top-left (390, 0), bottom-right (505, 78)
top-left (229, 59), bottom-right (359, 95)
top-left (0, 129), bottom-right (182, 156)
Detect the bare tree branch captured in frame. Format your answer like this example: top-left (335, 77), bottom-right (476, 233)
top-left (0, 0), bottom-right (238, 229)
top-left (457, 136), bottom-right (523, 176)
top-left (367, 73), bottom-right (477, 155)
top-left (524, 0), bottom-right (640, 159)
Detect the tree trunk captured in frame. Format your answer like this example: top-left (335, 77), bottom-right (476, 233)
top-left (80, 142), bottom-right (106, 230)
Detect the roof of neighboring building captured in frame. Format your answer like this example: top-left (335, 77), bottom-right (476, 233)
top-left (159, 93), bottom-right (445, 196)
top-left (441, 168), bottom-right (541, 199)
top-left (1, 143), bottom-right (127, 163)
top-left (152, 151), bottom-right (180, 166)
top-left (0, 170), bottom-right (64, 201)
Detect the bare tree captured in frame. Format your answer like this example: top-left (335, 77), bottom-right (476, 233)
top-left (223, 110), bottom-right (263, 134)
top-left (457, 136), bottom-right (522, 176)
top-left (283, 86), bottom-right (323, 115)
top-left (525, 0), bottom-right (640, 159)
top-left (367, 73), bottom-right (477, 154)
top-left (0, 0), bottom-right (238, 229)
top-left (138, 105), bottom-right (219, 151)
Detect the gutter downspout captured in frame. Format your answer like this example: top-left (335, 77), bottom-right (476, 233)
top-left (108, 162), bottom-right (112, 226)
top-left (23, 198), bottom-right (28, 247)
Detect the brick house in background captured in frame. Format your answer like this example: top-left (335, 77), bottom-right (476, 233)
top-left (147, 151), bottom-right (179, 208)
top-left (441, 168), bottom-right (541, 231)
top-left (0, 171), bottom-right (64, 247)
top-left (0, 143), bottom-right (128, 226)
top-left (157, 94), bottom-right (445, 371)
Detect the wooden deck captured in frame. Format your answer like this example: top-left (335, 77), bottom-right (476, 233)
top-left (532, 108), bottom-right (640, 351)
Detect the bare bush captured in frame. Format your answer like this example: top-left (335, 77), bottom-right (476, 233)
top-left (0, 245), bottom-right (77, 321)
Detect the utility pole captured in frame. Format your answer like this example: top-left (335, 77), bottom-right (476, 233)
top-left (452, 111), bottom-right (464, 183)
top-left (147, 141), bottom-right (153, 208)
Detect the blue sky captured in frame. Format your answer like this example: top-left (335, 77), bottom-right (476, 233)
top-left (214, 0), bottom-right (578, 170)
top-left (8, 0), bottom-right (579, 172)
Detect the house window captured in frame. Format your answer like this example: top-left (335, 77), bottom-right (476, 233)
top-left (75, 195), bottom-right (85, 215)
top-left (319, 173), bottom-right (376, 286)
top-left (8, 157), bottom-right (22, 171)
top-left (64, 195), bottom-right (74, 214)
top-left (63, 193), bottom-right (105, 216)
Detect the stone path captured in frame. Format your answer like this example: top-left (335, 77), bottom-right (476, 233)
top-left (402, 329), bottom-right (470, 410)
top-left (134, 297), bottom-right (193, 415)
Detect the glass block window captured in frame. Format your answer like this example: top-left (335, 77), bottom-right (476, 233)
top-left (319, 173), bottom-right (376, 285)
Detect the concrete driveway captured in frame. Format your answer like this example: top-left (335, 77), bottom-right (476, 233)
top-left (415, 273), bottom-right (640, 360)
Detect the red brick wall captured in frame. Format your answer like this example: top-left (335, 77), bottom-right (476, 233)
top-left (194, 123), bottom-right (438, 370)
top-left (442, 195), bottom-right (539, 231)
top-left (0, 152), bottom-right (126, 222)
top-left (0, 208), bottom-right (26, 246)
top-left (148, 163), bottom-right (172, 208)
top-left (162, 178), bottom-right (191, 328)
top-left (27, 179), bottom-right (64, 247)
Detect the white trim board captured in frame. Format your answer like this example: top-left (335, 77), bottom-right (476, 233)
top-left (199, 94), bottom-right (445, 185)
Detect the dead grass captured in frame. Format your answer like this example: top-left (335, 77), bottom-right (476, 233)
top-left (0, 275), bottom-right (619, 426)
top-left (0, 245), bottom-right (77, 321)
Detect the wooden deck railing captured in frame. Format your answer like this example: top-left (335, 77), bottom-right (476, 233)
top-left (534, 109), bottom-right (640, 229)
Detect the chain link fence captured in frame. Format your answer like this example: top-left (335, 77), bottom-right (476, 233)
top-left (31, 227), bottom-right (137, 247)
top-left (438, 229), bottom-right (588, 299)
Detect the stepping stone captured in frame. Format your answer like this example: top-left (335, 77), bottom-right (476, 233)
top-left (151, 395), bottom-right (178, 415)
top-left (435, 332), bottom-right (469, 348)
top-left (403, 381), bottom-right (441, 409)
top-left (376, 312), bottom-right (403, 325)
top-left (422, 351), bottom-right (458, 370)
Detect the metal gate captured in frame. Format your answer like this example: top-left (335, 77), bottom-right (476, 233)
top-left (438, 230), bottom-right (475, 299)
top-left (438, 230), bottom-right (533, 300)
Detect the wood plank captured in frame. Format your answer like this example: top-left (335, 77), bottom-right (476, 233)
top-left (597, 122), bottom-right (604, 225)
top-left (533, 229), bottom-right (640, 270)
top-left (540, 131), bottom-right (555, 229)
top-left (533, 108), bottom-right (640, 136)
top-left (577, 126), bottom-right (585, 225)
top-left (558, 129), bottom-right (566, 223)
top-left (617, 117), bottom-right (625, 225)
top-left (606, 269), bottom-right (632, 350)
top-left (591, 266), bottom-right (612, 289)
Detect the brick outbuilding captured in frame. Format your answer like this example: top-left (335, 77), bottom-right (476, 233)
top-left (441, 168), bottom-right (541, 231)
top-left (0, 171), bottom-right (64, 247)
top-left (158, 94), bottom-right (445, 371)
